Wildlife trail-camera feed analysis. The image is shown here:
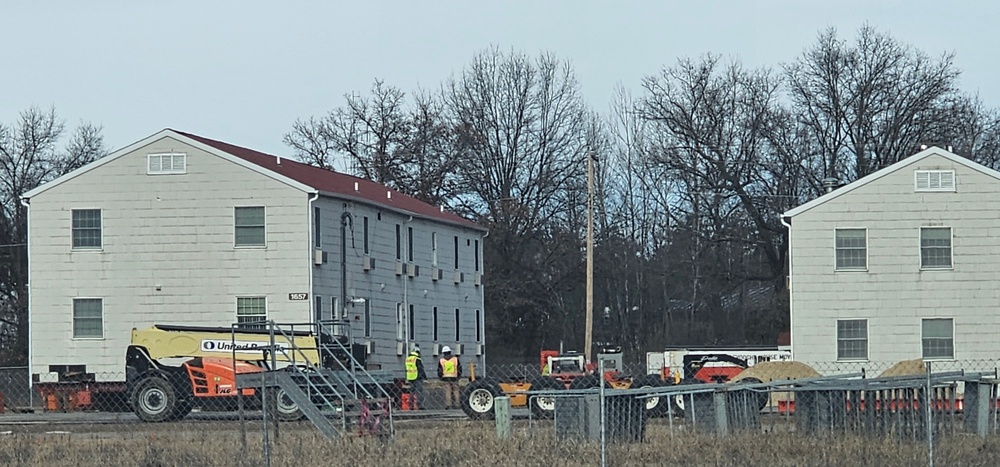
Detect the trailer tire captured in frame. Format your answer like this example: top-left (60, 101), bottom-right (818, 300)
top-left (671, 378), bottom-right (704, 418)
top-left (267, 387), bottom-right (305, 422)
top-left (635, 376), bottom-right (669, 417)
top-left (461, 379), bottom-right (502, 420)
top-left (736, 377), bottom-right (770, 412)
top-left (528, 377), bottom-right (562, 419)
top-left (133, 375), bottom-right (180, 423)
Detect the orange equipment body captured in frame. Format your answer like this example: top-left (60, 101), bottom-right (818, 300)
top-left (183, 357), bottom-right (261, 398)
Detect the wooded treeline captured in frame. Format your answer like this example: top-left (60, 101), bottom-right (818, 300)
top-left (285, 27), bottom-right (1000, 363)
top-left (2, 27), bottom-right (999, 365)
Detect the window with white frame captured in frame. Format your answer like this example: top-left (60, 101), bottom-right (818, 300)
top-left (915, 170), bottom-right (955, 192)
top-left (920, 227), bottom-right (952, 269)
top-left (235, 207), bottom-right (266, 247)
top-left (330, 297), bottom-right (339, 320)
top-left (453, 236), bottom-right (459, 269)
top-left (395, 224), bottom-right (401, 260)
top-left (236, 297), bottom-right (267, 329)
top-left (314, 207), bottom-right (321, 248)
top-left (72, 209), bottom-right (102, 249)
top-left (835, 229), bottom-right (866, 270)
top-left (454, 308), bottom-right (461, 341)
top-left (363, 216), bottom-right (370, 255)
top-left (476, 309), bottom-right (482, 342)
top-left (314, 295), bottom-right (323, 323)
top-left (147, 153), bottom-right (187, 174)
top-left (432, 232), bottom-right (438, 266)
top-left (433, 307), bottom-right (439, 341)
top-left (408, 304), bottom-right (415, 340)
top-left (396, 303), bottom-right (404, 340)
top-left (364, 300), bottom-right (371, 338)
top-left (407, 227), bottom-right (414, 262)
top-left (73, 298), bottom-right (103, 338)
top-left (922, 318), bottom-right (954, 359)
top-left (836, 319), bottom-right (867, 361)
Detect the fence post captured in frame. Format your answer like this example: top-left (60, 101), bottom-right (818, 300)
top-left (495, 396), bottom-right (511, 439)
top-left (599, 360), bottom-right (607, 467)
top-left (925, 361), bottom-right (933, 467)
top-left (713, 391), bottom-right (728, 437)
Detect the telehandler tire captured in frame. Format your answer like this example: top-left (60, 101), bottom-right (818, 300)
top-left (133, 375), bottom-right (180, 423)
top-left (461, 379), bottom-right (503, 420)
top-left (267, 387), bottom-right (305, 422)
top-left (528, 377), bottom-right (563, 419)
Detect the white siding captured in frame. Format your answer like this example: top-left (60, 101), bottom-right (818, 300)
top-left (790, 153), bottom-right (1000, 367)
top-left (28, 136), bottom-right (311, 381)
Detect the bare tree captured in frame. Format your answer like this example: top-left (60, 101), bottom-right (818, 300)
top-left (0, 107), bottom-right (107, 363)
top-left (785, 25), bottom-right (960, 181)
top-left (284, 80), bottom-right (460, 206)
top-left (639, 55), bottom-right (792, 343)
top-left (445, 47), bottom-right (592, 357)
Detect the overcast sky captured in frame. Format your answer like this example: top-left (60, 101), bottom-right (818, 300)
top-left (4, 1), bottom-right (999, 156)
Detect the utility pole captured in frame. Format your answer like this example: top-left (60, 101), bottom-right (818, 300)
top-left (585, 150), bottom-right (597, 364)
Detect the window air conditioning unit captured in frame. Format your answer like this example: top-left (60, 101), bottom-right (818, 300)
top-left (395, 261), bottom-right (405, 276)
top-left (453, 271), bottom-right (463, 284)
top-left (475, 344), bottom-right (484, 356)
top-left (452, 344), bottom-right (463, 356)
top-left (362, 255), bottom-right (375, 271)
top-left (432, 343), bottom-right (441, 356)
top-left (364, 340), bottom-right (375, 355)
top-left (474, 273), bottom-right (482, 287)
top-left (396, 341), bottom-right (406, 356)
top-left (431, 267), bottom-right (441, 281)
top-left (407, 264), bottom-right (419, 278)
top-left (313, 249), bottom-right (326, 265)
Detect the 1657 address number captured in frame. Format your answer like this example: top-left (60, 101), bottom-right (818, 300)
top-left (288, 293), bottom-right (309, 301)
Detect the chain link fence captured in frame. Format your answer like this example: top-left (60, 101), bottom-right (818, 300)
top-left (3, 360), bottom-right (1000, 466)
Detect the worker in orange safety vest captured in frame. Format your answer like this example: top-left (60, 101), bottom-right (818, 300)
top-left (438, 346), bottom-right (462, 409)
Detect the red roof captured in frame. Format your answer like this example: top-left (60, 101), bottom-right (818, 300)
top-left (174, 130), bottom-right (483, 231)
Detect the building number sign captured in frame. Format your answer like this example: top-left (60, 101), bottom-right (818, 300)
top-left (288, 293), bottom-right (309, 301)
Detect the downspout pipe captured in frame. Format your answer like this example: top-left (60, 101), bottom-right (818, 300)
top-left (341, 211), bottom-right (353, 339)
top-left (20, 197), bottom-right (31, 405)
top-left (402, 215), bottom-right (412, 354)
top-left (780, 215), bottom-right (793, 359)
top-left (307, 192), bottom-right (319, 326)
top-left (481, 229), bottom-right (489, 374)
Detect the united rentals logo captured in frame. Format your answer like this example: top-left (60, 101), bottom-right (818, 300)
top-left (201, 339), bottom-right (290, 354)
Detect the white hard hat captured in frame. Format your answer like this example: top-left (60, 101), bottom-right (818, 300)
top-left (442, 345), bottom-right (452, 353)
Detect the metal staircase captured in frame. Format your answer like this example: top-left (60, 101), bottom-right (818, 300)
top-left (234, 320), bottom-right (396, 439)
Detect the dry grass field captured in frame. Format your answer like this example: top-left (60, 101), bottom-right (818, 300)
top-left (1, 420), bottom-right (999, 466)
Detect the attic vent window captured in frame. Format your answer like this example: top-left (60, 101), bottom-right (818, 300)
top-left (148, 153), bottom-right (187, 175)
top-left (915, 170), bottom-right (955, 192)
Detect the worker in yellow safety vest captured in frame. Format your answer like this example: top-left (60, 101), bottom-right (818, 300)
top-left (438, 346), bottom-right (462, 409)
top-left (405, 345), bottom-right (426, 410)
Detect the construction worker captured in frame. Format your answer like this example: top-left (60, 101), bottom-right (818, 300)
top-left (404, 345), bottom-right (426, 409)
top-left (437, 346), bottom-right (462, 409)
